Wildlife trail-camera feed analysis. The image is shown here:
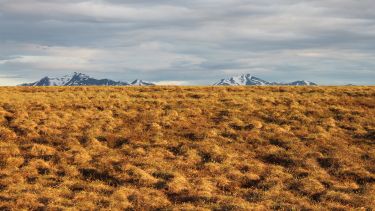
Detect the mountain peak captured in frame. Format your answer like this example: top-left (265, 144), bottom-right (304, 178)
top-left (214, 74), bottom-right (269, 86)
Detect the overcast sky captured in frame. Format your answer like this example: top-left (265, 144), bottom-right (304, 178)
top-left (0, 0), bottom-right (374, 85)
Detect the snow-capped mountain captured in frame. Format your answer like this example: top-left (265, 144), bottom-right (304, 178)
top-left (214, 74), bottom-right (270, 86)
top-left (19, 72), bottom-right (155, 86)
top-left (214, 74), bottom-right (317, 86)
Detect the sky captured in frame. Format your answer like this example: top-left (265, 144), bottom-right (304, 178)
top-left (0, 0), bottom-right (374, 85)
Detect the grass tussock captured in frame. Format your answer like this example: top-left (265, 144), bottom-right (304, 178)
top-left (0, 86), bottom-right (374, 210)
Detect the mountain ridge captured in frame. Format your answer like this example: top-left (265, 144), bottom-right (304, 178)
top-left (19, 72), bottom-right (318, 86)
top-left (19, 72), bottom-right (155, 86)
top-left (214, 74), bottom-right (317, 86)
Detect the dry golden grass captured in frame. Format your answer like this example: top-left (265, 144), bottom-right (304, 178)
top-left (0, 86), bottom-right (374, 210)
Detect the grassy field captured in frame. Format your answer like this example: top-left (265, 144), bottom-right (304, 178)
top-left (0, 86), bottom-right (374, 210)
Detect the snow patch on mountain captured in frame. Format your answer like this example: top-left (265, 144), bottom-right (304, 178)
top-left (49, 73), bottom-right (76, 86)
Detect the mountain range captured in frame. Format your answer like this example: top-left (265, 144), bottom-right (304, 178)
top-left (19, 72), bottom-right (155, 86)
top-left (19, 72), bottom-right (317, 86)
top-left (214, 74), bottom-right (317, 86)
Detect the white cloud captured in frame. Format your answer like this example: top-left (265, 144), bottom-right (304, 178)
top-left (0, 0), bottom-right (193, 22)
top-left (0, 45), bottom-right (102, 71)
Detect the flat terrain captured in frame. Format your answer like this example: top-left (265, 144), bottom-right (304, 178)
top-left (0, 86), bottom-right (374, 210)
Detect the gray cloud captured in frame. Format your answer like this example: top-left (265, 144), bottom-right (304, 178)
top-left (0, 0), bottom-right (374, 85)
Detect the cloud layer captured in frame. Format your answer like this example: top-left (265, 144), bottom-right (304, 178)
top-left (0, 0), bottom-right (374, 85)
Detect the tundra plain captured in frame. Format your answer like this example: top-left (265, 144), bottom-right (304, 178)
top-left (0, 86), bottom-right (374, 210)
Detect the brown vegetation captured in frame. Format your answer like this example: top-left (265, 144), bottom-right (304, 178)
top-left (0, 86), bottom-right (374, 210)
